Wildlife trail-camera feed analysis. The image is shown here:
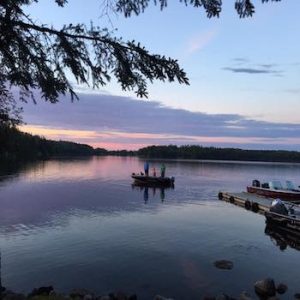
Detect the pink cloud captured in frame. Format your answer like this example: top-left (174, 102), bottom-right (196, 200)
top-left (187, 29), bottom-right (217, 54)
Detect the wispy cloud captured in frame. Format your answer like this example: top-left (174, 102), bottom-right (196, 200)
top-left (20, 93), bottom-right (300, 150)
top-left (223, 59), bottom-right (283, 76)
top-left (232, 58), bottom-right (249, 63)
top-left (223, 67), bottom-right (282, 75)
top-left (285, 88), bottom-right (300, 94)
top-left (258, 64), bottom-right (277, 69)
top-left (186, 29), bottom-right (217, 54)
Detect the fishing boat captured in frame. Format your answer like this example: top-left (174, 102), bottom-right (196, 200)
top-left (131, 173), bottom-right (175, 187)
top-left (265, 200), bottom-right (300, 232)
top-left (265, 210), bottom-right (300, 231)
top-left (247, 179), bottom-right (300, 202)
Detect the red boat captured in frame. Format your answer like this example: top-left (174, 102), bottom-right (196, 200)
top-left (247, 179), bottom-right (300, 202)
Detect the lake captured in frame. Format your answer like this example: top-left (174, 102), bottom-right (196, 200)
top-left (1, 156), bottom-right (300, 299)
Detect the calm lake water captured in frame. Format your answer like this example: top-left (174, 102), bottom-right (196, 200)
top-left (1, 156), bottom-right (300, 299)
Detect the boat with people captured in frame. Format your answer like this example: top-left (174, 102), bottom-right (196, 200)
top-left (131, 173), bottom-right (175, 187)
top-left (247, 179), bottom-right (300, 202)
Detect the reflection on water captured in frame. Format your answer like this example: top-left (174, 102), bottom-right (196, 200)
top-left (265, 224), bottom-right (300, 251)
top-left (131, 184), bottom-right (174, 203)
top-left (1, 157), bottom-right (300, 299)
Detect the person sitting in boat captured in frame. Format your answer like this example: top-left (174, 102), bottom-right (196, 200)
top-left (144, 161), bottom-right (149, 176)
top-left (152, 167), bottom-right (156, 177)
top-left (160, 164), bottom-right (166, 178)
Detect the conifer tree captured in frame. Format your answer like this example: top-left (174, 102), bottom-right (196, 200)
top-left (0, 0), bottom-right (281, 125)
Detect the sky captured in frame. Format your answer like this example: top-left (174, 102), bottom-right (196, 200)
top-left (20, 0), bottom-right (300, 150)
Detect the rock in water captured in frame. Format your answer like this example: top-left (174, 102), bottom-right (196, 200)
top-left (2, 291), bottom-right (26, 300)
top-left (28, 286), bottom-right (54, 297)
top-left (70, 288), bottom-right (92, 299)
top-left (98, 296), bottom-right (111, 300)
top-left (214, 260), bottom-right (234, 270)
top-left (153, 296), bottom-right (174, 300)
top-left (254, 278), bottom-right (276, 297)
top-left (215, 294), bottom-right (231, 300)
top-left (239, 291), bottom-right (253, 300)
top-left (276, 283), bottom-right (288, 294)
top-left (114, 291), bottom-right (127, 300)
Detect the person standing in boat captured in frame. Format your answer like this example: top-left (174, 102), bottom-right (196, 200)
top-left (144, 161), bottom-right (149, 176)
top-left (152, 167), bottom-right (156, 177)
top-left (160, 163), bottom-right (166, 178)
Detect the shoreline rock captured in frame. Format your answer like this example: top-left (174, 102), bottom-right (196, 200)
top-left (0, 277), bottom-right (294, 300)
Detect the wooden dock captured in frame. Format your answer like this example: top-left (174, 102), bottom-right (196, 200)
top-left (219, 191), bottom-right (300, 241)
top-left (218, 191), bottom-right (275, 214)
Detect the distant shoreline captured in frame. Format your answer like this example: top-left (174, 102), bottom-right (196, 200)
top-left (2, 125), bottom-right (300, 163)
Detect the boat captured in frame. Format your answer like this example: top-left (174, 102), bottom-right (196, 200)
top-left (131, 173), bottom-right (175, 187)
top-left (247, 179), bottom-right (300, 202)
top-left (265, 200), bottom-right (300, 232)
top-left (265, 210), bottom-right (300, 232)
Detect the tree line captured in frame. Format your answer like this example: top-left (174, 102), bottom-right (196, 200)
top-left (0, 125), bottom-right (104, 161)
top-left (137, 145), bottom-right (300, 163)
top-left (2, 126), bottom-right (300, 163)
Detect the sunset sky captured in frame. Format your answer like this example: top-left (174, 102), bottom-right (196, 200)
top-left (20, 0), bottom-right (300, 150)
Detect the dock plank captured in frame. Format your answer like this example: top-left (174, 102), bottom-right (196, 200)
top-left (219, 191), bottom-right (275, 213)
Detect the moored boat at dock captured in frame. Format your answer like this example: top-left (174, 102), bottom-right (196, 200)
top-left (247, 179), bottom-right (300, 202)
top-left (265, 211), bottom-right (300, 233)
top-left (265, 199), bottom-right (300, 232)
top-left (219, 190), bottom-right (300, 233)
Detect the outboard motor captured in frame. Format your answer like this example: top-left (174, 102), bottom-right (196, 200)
top-left (252, 179), bottom-right (260, 187)
top-left (270, 199), bottom-right (288, 215)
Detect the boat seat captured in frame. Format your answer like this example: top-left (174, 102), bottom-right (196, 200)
top-left (262, 183), bottom-right (269, 189)
top-left (286, 180), bottom-right (296, 190)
